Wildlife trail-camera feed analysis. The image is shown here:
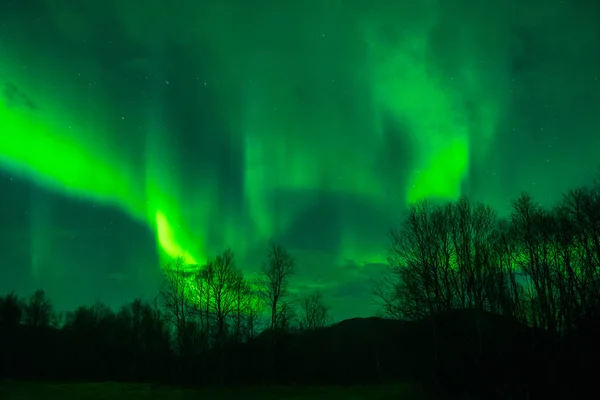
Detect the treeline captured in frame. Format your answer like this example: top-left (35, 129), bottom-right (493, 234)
top-left (374, 170), bottom-right (600, 398)
top-left (376, 172), bottom-right (600, 332)
top-left (0, 243), bottom-right (332, 385)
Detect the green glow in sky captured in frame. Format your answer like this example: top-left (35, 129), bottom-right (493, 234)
top-left (1, 1), bottom-right (489, 268)
top-left (0, 94), bottom-right (199, 265)
top-left (1, 0), bottom-right (599, 319)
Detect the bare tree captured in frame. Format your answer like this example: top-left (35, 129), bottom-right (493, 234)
top-left (550, 183), bottom-right (600, 329)
top-left (160, 256), bottom-right (196, 352)
top-left (231, 268), bottom-right (251, 343)
top-left (372, 274), bottom-right (425, 320)
top-left (276, 299), bottom-right (298, 331)
top-left (378, 197), bottom-right (520, 321)
top-left (0, 292), bottom-right (23, 326)
top-left (300, 290), bottom-right (331, 330)
top-left (245, 292), bottom-right (263, 340)
top-left (382, 200), bottom-right (452, 319)
top-left (372, 275), bottom-right (402, 320)
top-left (192, 264), bottom-right (212, 349)
top-left (375, 170), bottom-right (600, 346)
top-left (511, 193), bottom-right (559, 332)
top-left (202, 249), bottom-right (242, 345)
top-left (449, 197), bottom-right (507, 313)
top-left (243, 274), bottom-right (264, 340)
top-left (23, 289), bottom-right (54, 328)
top-left (258, 242), bottom-right (295, 331)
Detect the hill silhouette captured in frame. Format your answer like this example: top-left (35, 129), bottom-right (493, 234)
top-left (224, 309), bottom-right (554, 398)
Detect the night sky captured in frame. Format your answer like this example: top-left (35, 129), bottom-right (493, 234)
top-left (1, 0), bottom-right (599, 321)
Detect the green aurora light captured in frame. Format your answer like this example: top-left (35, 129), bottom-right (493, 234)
top-left (0, 0), bottom-right (599, 318)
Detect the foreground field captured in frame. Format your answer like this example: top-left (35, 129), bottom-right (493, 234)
top-left (0, 381), bottom-right (426, 399)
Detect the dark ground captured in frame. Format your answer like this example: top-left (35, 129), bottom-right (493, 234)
top-left (0, 381), bottom-right (426, 400)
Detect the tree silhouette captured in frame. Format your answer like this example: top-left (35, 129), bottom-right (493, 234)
top-left (0, 292), bottom-right (23, 326)
top-left (258, 242), bottom-right (295, 331)
top-left (202, 249), bottom-right (241, 346)
top-left (160, 256), bottom-right (196, 354)
top-left (300, 290), bottom-right (331, 330)
top-left (23, 289), bottom-right (54, 328)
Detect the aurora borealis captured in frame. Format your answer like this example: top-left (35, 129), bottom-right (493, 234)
top-left (1, 0), bottom-right (599, 320)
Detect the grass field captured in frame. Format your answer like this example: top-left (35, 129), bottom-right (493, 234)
top-left (0, 381), bottom-right (427, 399)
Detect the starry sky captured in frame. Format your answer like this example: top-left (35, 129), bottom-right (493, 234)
top-left (0, 0), bottom-right (599, 321)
